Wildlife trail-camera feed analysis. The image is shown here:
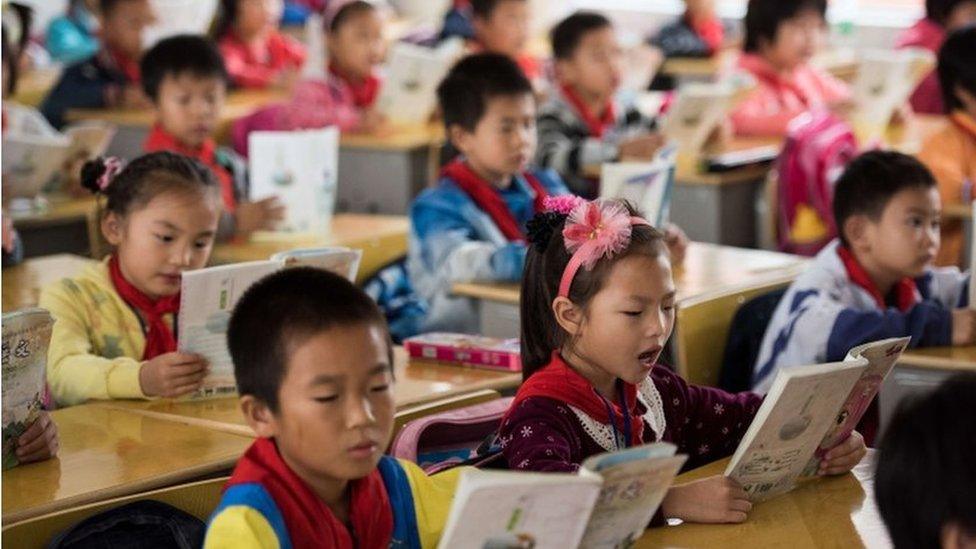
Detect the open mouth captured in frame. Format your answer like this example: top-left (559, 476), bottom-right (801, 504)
top-left (637, 347), bottom-right (661, 367)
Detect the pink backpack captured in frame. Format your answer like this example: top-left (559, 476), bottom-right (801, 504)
top-left (390, 397), bottom-right (514, 474)
top-left (775, 112), bottom-right (858, 256)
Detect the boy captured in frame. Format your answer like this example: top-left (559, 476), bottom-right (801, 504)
top-left (407, 53), bottom-right (569, 334)
top-left (470, 0), bottom-right (541, 86)
top-left (41, 0), bottom-right (156, 128)
top-left (752, 151), bottom-right (975, 443)
top-left (537, 11), bottom-right (663, 198)
top-left (205, 267), bottom-right (459, 548)
top-left (140, 34), bottom-right (284, 241)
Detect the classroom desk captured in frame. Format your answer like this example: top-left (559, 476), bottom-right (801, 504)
top-left (660, 47), bottom-right (857, 83)
top-left (1, 254), bottom-right (96, 313)
top-left (210, 213), bottom-right (409, 282)
top-left (880, 346), bottom-right (976, 434)
top-left (636, 453), bottom-right (890, 547)
top-left (1, 404), bottom-right (254, 525)
top-left (7, 196), bottom-right (96, 258)
top-left (99, 347), bottom-right (522, 437)
top-left (451, 242), bottom-right (809, 338)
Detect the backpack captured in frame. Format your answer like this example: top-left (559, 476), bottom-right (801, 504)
top-left (775, 112), bottom-right (858, 256)
top-left (46, 500), bottom-right (205, 549)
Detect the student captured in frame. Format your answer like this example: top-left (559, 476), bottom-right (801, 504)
top-left (651, 0), bottom-right (727, 59)
top-left (536, 12), bottom-right (664, 199)
top-left (215, 0), bottom-right (307, 89)
top-left (40, 0), bottom-right (156, 129)
top-left (407, 53), bottom-right (570, 334)
top-left (498, 196), bottom-right (867, 525)
top-left (39, 153), bottom-right (219, 406)
top-left (470, 0), bottom-right (541, 85)
top-left (875, 373), bottom-right (976, 549)
top-left (45, 0), bottom-right (100, 65)
top-left (896, 0), bottom-right (976, 115)
top-left (140, 34), bottom-right (284, 240)
top-left (441, 0), bottom-right (475, 41)
top-left (753, 151), bottom-right (974, 442)
top-left (204, 267), bottom-right (459, 547)
top-left (729, 0), bottom-right (851, 137)
top-left (918, 25), bottom-right (976, 268)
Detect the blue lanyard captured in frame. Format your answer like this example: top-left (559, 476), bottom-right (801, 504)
top-left (598, 381), bottom-right (632, 450)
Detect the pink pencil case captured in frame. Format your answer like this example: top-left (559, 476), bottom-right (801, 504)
top-left (403, 333), bottom-right (521, 372)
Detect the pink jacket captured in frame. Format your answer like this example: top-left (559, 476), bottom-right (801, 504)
top-left (895, 18), bottom-right (945, 115)
top-left (730, 53), bottom-right (851, 137)
top-left (218, 30), bottom-right (307, 89)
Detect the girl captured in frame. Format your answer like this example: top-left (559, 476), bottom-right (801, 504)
top-left (215, 0), bottom-right (307, 89)
top-left (39, 153), bottom-right (221, 406)
top-left (498, 196), bottom-right (866, 524)
top-left (729, 0), bottom-right (851, 137)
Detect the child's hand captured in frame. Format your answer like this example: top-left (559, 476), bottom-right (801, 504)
top-left (139, 352), bottom-right (209, 398)
top-left (357, 108), bottom-right (389, 135)
top-left (951, 309), bottom-right (976, 345)
top-left (236, 197), bottom-right (286, 235)
top-left (663, 223), bottom-right (689, 265)
top-left (661, 475), bottom-right (752, 523)
top-left (2, 216), bottom-right (17, 253)
top-left (818, 431), bottom-right (867, 475)
top-left (618, 133), bottom-right (666, 161)
top-left (16, 411), bottom-right (59, 464)
top-left (120, 85), bottom-right (151, 109)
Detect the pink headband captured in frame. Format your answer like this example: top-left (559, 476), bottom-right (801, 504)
top-left (544, 197), bottom-right (651, 298)
top-left (98, 157), bottom-right (123, 191)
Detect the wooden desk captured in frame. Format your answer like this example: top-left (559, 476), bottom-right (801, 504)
top-left (8, 196), bottom-right (96, 258)
top-left (1, 404), bottom-right (253, 525)
top-left (636, 453), bottom-right (890, 547)
top-left (2, 254), bottom-right (96, 312)
top-left (660, 48), bottom-right (857, 83)
top-left (210, 213), bottom-right (409, 282)
top-left (99, 347), bottom-right (522, 437)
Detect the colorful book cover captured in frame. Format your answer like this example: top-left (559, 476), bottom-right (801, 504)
top-left (404, 333), bottom-right (521, 372)
top-left (2, 308), bottom-right (54, 470)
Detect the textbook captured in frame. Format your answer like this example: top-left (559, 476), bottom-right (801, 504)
top-left (726, 338), bottom-right (906, 501)
top-left (851, 47), bottom-right (935, 143)
top-left (248, 127), bottom-right (339, 234)
top-left (2, 308), bottom-right (54, 470)
top-left (599, 146), bottom-right (676, 228)
top-left (403, 333), bottom-right (521, 372)
top-left (438, 442), bottom-right (687, 549)
top-left (375, 38), bottom-right (464, 125)
top-left (177, 247), bottom-right (362, 399)
top-left (660, 77), bottom-right (753, 161)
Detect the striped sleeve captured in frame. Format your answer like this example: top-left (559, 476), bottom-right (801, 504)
top-left (204, 483), bottom-right (291, 549)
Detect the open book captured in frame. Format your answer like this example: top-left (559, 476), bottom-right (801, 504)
top-left (2, 308), bottom-right (55, 470)
top-left (178, 247), bottom-right (362, 399)
top-left (660, 77), bottom-right (754, 167)
top-left (248, 127), bottom-right (339, 234)
top-left (375, 38), bottom-right (464, 125)
top-left (599, 146), bottom-right (676, 227)
top-left (726, 338), bottom-right (908, 501)
top-left (851, 47), bottom-right (935, 143)
top-left (438, 442), bottom-right (687, 549)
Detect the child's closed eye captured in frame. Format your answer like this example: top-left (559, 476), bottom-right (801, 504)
top-left (313, 395), bottom-right (339, 403)
top-left (155, 233), bottom-right (175, 243)
top-left (370, 384), bottom-right (391, 393)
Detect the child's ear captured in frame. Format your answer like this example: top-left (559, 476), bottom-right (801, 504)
top-left (448, 124), bottom-right (474, 156)
top-left (552, 296), bottom-right (585, 336)
top-left (101, 212), bottom-right (124, 246)
top-left (843, 214), bottom-right (870, 250)
top-left (240, 395), bottom-right (278, 438)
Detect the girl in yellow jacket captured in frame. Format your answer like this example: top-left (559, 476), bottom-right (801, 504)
top-left (40, 152), bottom-right (222, 406)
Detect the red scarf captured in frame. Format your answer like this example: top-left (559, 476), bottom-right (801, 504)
top-left (440, 159), bottom-right (550, 242)
top-left (559, 83), bottom-right (616, 138)
top-left (106, 47), bottom-right (141, 83)
top-left (837, 246), bottom-right (919, 312)
top-left (688, 12), bottom-right (724, 53)
top-left (508, 352), bottom-right (645, 445)
top-left (329, 63), bottom-right (381, 109)
top-left (227, 437), bottom-right (394, 548)
top-left (143, 123), bottom-right (237, 213)
top-left (108, 255), bottom-right (180, 361)
top-left (950, 111), bottom-right (976, 141)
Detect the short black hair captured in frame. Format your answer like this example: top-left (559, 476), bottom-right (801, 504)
top-left (743, 0), bottom-right (827, 52)
top-left (937, 25), bottom-right (976, 113)
top-left (227, 267), bottom-right (392, 413)
top-left (437, 52), bottom-right (533, 133)
top-left (471, 0), bottom-right (525, 20)
top-left (140, 34), bottom-right (228, 102)
top-left (550, 11), bottom-right (612, 60)
top-left (875, 373), bottom-right (976, 548)
top-left (2, 2), bottom-right (32, 97)
top-left (832, 151), bottom-right (937, 247)
top-left (99, 0), bottom-right (142, 15)
top-left (926, 0), bottom-right (975, 25)
top-left (328, 0), bottom-right (377, 33)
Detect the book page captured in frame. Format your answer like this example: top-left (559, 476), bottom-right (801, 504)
top-left (1, 105), bottom-right (72, 201)
top-left (376, 38), bottom-right (463, 125)
top-left (64, 122), bottom-right (116, 159)
top-left (178, 261), bottom-right (281, 399)
top-left (269, 247), bottom-right (362, 282)
top-left (2, 309), bottom-right (54, 469)
top-left (851, 48), bottom-right (934, 143)
top-left (725, 359), bottom-right (867, 501)
top-left (661, 81), bottom-right (745, 156)
top-left (599, 148), bottom-right (676, 227)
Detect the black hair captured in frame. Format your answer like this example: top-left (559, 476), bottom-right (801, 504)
top-left (520, 200), bottom-right (667, 379)
top-left (140, 34), bottom-right (228, 101)
top-left (437, 52), bottom-right (534, 133)
top-left (213, 0), bottom-right (238, 39)
top-left (875, 373), bottom-right (976, 548)
top-left (2, 3), bottom-right (33, 97)
top-left (227, 267), bottom-right (393, 412)
top-left (98, 0), bottom-right (142, 16)
top-left (937, 25), bottom-right (976, 113)
top-left (832, 150), bottom-right (937, 247)
top-left (743, 0), bottom-right (827, 53)
top-left (80, 152), bottom-right (221, 218)
top-left (550, 11), bottom-right (612, 60)
top-left (471, 0), bottom-right (525, 20)
top-left (926, 0), bottom-right (976, 25)
top-left (328, 0), bottom-right (376, 33)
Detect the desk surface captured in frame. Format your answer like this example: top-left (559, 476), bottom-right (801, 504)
top-left (1, 404), bottom-right (253, 525)
top-left (661, 48), bottom-right (857, 80)
top-left (8, 196), bottom-right (95, 228)
top-left (339, 122), bottom-right (444, 151)
top-left (2, 254), bottom-right (97, 313)
top-left (453, 242), bottom-right (809, 306)
top-left (65, 89), bottom-right (288, 128)
top-left (636, 453), bottom-right (890, 548)
top-left (899, 346), bottom-right (976, 372)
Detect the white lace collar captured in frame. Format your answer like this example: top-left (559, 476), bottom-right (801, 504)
top-left (568, 377), bottom-right (668, 452)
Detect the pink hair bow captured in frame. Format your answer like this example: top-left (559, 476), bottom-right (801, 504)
top-left (98, 157), bottom-right (123, 191)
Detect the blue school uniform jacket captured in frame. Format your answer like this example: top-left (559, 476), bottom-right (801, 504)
top-left (40, 50), bottom-right (129, 128)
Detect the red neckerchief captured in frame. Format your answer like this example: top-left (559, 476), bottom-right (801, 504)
top-left (108, 255), bottom-right (179, 360)
top-left (105, 46), bottom-right (140, 83)
top-left (328, 63), bottom-right (381, 109)
top-left (559, 83), bottom-right (616, 138)
top-left (143, 123), bottom-right (237, 213)
top-left (836, 246), bottom-right (919, 312)
top-left (950, 111), bottom-right (976, 141)
top-left (507, 351), bottom-right (645, 445)
top-left (737, 53), bottom-right (812, 108)
top-left (687, 12), bottom-right (724, 52)
top-left (440, 158), bottom-right (550, 242)
top-left (226, 437), bottom-right (394, 548)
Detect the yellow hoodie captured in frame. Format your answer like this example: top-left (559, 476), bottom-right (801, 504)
top-left (38, 258), bottom-right (169, 406)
